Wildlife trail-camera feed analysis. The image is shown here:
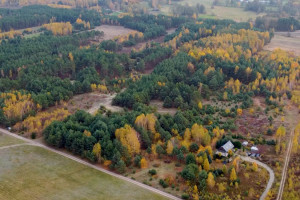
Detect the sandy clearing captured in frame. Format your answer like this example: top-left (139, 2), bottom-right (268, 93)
top-left (93, 25), bottom-right (135, 41)
top-left (87, 93), bottom-right (123, 114)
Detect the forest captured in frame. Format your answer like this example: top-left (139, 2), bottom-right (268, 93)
top-left (0, 3), bottom-right (299, 200)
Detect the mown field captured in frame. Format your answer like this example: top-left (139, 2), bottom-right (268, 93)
top-left (0, 132), bottom-right (24, 147)
top-left (264, 31), bottom-right (300, 56)
top-left (156, 0), bottom-right (265, 22)
top-left (0, 145), bottom-right (168, 200)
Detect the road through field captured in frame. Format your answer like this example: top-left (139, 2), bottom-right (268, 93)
top-left (239, 156), bottom-right (275, 200)
top-left (0, 128), bottom-right (180, 200)
top-left (0, 143), bottom-right (31, 150)
top-left (276, 128), bottom-right (295, 200)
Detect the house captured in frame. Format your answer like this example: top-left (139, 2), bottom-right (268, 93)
top-left (216, 141), bottom-right (234, 157)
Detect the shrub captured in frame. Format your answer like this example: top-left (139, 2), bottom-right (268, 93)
top-left (181, 193), bottom-right (189, 199)
top-left (159, 179), bottom-right (168, 188)
top-left (148, 169), bottom-right (157, 176)
top-left (31, 132), bottom-right (36, 139)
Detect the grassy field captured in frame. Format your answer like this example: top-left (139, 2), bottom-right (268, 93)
top-left (264, 31), bottom-right (300, 56)
top-left (0, 132), bottom-right (24, 147)
top-left (152, 0), bottom-right (265, 22)
top-left (0, 145), bottom-right (168, 200)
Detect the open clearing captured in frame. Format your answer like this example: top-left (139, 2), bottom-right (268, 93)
top-left (0, 145), bottom-right (168, 200)
top-left (264, 31), bottom-right (300, 56)
top-left (149, 100), bottom-right (177, 116)
top-left (93, 25), bottom-right (135, 41)
top-left (44, 92), bottom-right (123, 114)
top-left (0, 132), bottom-right (24, 147)
top-left (87, 93), bottom-right (123, 114)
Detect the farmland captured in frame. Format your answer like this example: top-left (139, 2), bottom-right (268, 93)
top-left (0, 144), bottom-right (168, 200)
top-left (0, 132), bottom-right (24, 147)
top-left (264, 31), bottom-right (300, 56)
top-left (150, 0), bottom-right (265, 22)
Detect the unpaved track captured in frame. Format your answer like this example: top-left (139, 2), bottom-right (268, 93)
top-left (0, 128), bottom-right (180, 200)
top-left (0, 143), bottom-right (32, 150)
top-left (240, 156), bottom-right (275, 200)
top-left (276, 128), bottom-right (295, 200)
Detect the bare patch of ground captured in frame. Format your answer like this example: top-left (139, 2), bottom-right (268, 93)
top-left (45, 92), bottom-right (123, 115)
top-left (253, 96), bottom-right (266, 109)
top-left (264, 31), bottom-right (300, 56)
top-left (91, 25), bottom-right (135, 42)
top-left (149, 100), bottom-right (177, 116)
top-left (87, 93), bottom-right (123, 114)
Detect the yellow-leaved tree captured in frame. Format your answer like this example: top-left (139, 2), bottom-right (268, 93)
top-left (140, 157), bottom-right (148, 169)
top-left (230, 168), bottom-right (237, 182)
top-left (207, 172), bottom-right (215, 188)
top-left (115, 124), bottom-right (140, 156)
top-left (93, 143), bottom-right (101, 162)
top-left (166, 140), bottom-right (174, 155)
top-left (203, 158), bottom-right (210, 171)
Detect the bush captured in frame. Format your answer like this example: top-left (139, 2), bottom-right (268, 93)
top-left (31, 132), bottom-right (36, 139)
top-left (267, 129), bottom-right (273, 135)
top-left (181, 193), bottom-right (189, 199)
top-left (159, 179), bottom-right (168, 188)
top-left (134, 155), bottom-right (142, 167)
top-left (148, 169), bottom-right (157, 176)
top-left (266, 140), bottom-right (276, 145)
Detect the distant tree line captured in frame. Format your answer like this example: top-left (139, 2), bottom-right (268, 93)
top-left (255, 16), bottom-right (300, 31)
top-left (0, 5), bottom-right (101, 32)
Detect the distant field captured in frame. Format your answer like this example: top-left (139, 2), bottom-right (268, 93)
top-left (264, 31), bottom-right (300, 56)
top-left (0, 132), bottom-right (24, 147)
top-left (0, 145), bottom-right (168, 200)
top-left (156, 0), bottom-right (265, 22)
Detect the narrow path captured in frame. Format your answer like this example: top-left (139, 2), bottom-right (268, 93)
top-left (0, 128), bottom-right (180, 200)
top-left (276, 128), bottom-right (295, 200)
top-left (0, 143), bottom-right (31, 150)
top-left (240, 156), bottom-right (275, 200)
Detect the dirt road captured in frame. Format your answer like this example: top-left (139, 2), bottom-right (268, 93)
top-left (240, 156), bottom-right (275, 200)
top-left (0, 143), bottom-right (31, 150)
top-left (276, 128), bottom-right (295, 200)
top-left (0, 128), bottom-right (180, 200)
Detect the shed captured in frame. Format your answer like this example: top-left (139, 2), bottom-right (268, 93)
top-left (242, 141), bottom-right (248, 146)
top-left (251, 146), bottom-right (259, 152)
